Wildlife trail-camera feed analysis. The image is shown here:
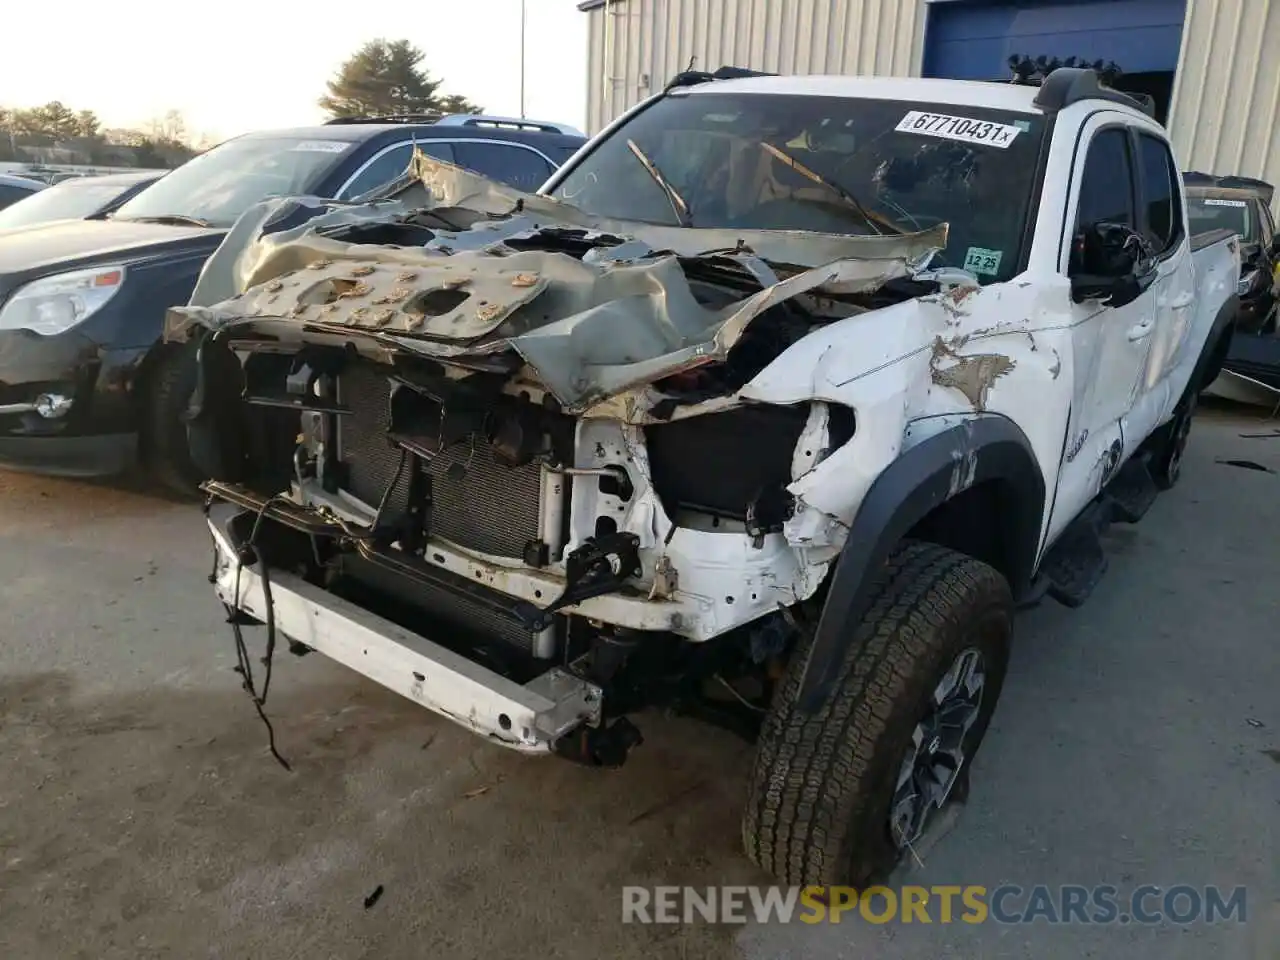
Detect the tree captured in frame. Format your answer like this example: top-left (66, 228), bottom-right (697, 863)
top-left (435, 93), bottom-right (483, 116)
top-left (318, 39), bottom-right (482, 119)
top-left (32, 101), bottom-right (80, 141)
top-left (75, 109), bottom-right (101, 139)
top-left (0, 102), bottom-right (196, 168)
top-left (146, 109), bottom-right (188, 144)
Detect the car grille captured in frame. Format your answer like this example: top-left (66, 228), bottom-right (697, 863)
top-left (336, 364), bottom-right (547, 654)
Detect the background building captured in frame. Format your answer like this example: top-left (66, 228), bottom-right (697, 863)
top-left (579, 0), bottom-right (1280, 204)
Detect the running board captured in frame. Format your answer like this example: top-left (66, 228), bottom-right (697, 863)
top-left (1031, 457), bottom-right (1160, 609)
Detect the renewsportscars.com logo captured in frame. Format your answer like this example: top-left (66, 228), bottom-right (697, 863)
top-left (621, 884), bottom-right (1249, 926)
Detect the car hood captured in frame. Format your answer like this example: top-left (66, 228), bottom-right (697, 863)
top-left (0, 218), bottom-right (225, 294)
top-left (167, 153), bottom-right (947, 418)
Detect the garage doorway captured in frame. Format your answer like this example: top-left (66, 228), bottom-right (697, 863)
top-left (923, 0), bottom-right (1186, 122)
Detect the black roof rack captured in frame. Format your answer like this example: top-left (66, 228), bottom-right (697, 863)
top-left (665, 64), bottom-right (776, 92)
top-left (1028, 66), bottom-right (1155, 118)
top-left (323, 113), bottom-right (443, 126)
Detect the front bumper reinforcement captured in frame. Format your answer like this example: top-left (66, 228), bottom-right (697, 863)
top-left (209, 519), bottom-right (603, 752)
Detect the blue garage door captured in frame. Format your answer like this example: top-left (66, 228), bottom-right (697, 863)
top-left (923, 0), bottom-right (1187, 80)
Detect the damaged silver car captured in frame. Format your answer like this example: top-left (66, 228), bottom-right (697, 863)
top-left (170, 66), bottom-right (1238, 886)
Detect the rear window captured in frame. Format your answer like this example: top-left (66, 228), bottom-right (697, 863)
top-left (552, 92), bottom-right (1047, 284)
top-left (1187, 195), bottom-right (1255, 243)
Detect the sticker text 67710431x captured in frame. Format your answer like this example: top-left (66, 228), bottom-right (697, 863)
top-left (895, 111), bottom-right (1023, 149)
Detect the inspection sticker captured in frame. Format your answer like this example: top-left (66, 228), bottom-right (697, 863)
top-left (963, 246), bottom-right (1004, 276)
top-left (1203, 198), bottom-right (1247, 207)
top-left (895, 111), bottom-right (1022, 148)
top-left (291, 140), bottom-right (352, 153)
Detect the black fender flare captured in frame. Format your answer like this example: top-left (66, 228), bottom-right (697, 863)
top-left (797, 415), bottom-right (1045, 712)
top-left (1193, 293), bottom-right (1239, 391)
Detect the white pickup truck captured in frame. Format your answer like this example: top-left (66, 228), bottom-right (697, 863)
top-left (169, 66), bottom-right (1238, 886)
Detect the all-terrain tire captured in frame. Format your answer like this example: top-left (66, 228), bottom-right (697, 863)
top-left (743, 541), bottom-right (1013, 886)
top-left (141, 342), bottom-right (201, 496)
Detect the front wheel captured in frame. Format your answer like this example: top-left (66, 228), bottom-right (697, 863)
top-left (743, 541), bottom-right (1013, 886)
top-left (140, 343), bottom-right (201, 496)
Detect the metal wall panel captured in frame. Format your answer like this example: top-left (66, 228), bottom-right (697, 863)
top-left (1168, 0), bottom-right (1280, 204)
top-left (582, 0), bottom-right (927, 133)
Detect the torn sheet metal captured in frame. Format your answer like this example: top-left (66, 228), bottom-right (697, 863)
top-left (169, 153), bottom-right (947, 413)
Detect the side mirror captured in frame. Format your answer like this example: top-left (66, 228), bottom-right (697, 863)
top-left (1069, 221), bottom-right (1153, 307)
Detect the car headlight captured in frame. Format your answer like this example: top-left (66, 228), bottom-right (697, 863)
top-left (0, 265), bottom-right (127, 335)
top-left (1238, 270), bottom-right (1259, 296)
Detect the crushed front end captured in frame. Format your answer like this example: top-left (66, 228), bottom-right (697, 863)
top-left (173, 158), bottom-right (943, 761)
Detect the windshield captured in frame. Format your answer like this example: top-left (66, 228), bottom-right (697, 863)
top-left (1187, 195), bottom-right (1255, 243)
top-left (0, 177), bottom-right (144, 230)
top-left (552, 92), bottom-right (1046, 283)
top-left (112, 136), bottom-right (352, 228)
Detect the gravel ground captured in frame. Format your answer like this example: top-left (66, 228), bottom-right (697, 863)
top-left (0, 405), bottom-right (1276, 960)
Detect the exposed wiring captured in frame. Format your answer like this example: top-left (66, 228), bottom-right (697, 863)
top-left (214, 450), bottom-right (409, 771)
top-left (221, 493), bottom-right (293, 771)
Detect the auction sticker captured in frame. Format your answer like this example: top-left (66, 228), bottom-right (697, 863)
top-left (963, 246), bottom-right (1004, 276)
top-left (895, 111), bottom-right (1022, 148)
top-left (291, 141), bottom-right (352, 153)
top-left (1203, 198), bottom-right (1247, 207)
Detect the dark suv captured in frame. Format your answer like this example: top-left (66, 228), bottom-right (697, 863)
top-left (0, 114), bottom-right (586, 489)
top-left (1184, 171), bottom-right (1278, 334)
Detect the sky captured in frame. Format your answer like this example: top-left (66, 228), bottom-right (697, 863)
top-left (0, 0), bottom-right (589, 142)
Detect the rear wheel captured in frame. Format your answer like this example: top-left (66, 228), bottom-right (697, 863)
top-left (1150, 391), bottom-right (1196, 490)
top-left (743, 541), bottom-right (1013, 886)
top-left (140, 343), bottom-right (200, 496)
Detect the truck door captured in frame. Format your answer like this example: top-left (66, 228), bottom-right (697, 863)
top-left (1054, 119), bottom-right (1156, 522)
top-left (1130, 129), bottom-right (1195, 449)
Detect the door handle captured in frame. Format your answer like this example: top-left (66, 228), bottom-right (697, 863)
top-left (1160, 292), bottom-right (1194, 309)
top-left (1127, 318), bottom-right (1155, 341)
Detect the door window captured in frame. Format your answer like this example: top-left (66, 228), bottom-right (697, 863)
top-left (340, 141), bottom-right (454, 200)
top-left (1136, 133), bottom-right (1183, 255)
top-left (452, 142), bottom-right (553, 191)
top-left (1071, 127), bottom-right (1136, 274)
top-left (1076, 129), bottom-right (1135, 230)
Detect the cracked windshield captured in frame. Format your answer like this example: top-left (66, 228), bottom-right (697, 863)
top-left (553, 92), bottom-right (1045, 283)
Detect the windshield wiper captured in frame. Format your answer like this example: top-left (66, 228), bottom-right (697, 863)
top-left (115, 213), bottom-right (215, 228)
top-left (626, 139), bottom-right (691, 227)
top-left (760, 143), bottom-right (903, 236)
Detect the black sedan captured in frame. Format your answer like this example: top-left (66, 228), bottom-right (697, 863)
top-left (0, 116), bottom-right (585, 490)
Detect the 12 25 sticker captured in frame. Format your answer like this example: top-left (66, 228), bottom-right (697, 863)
top-left (963, 246), bottom-right (1004, 276)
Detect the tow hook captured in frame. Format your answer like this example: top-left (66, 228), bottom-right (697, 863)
top-left (513, 532), bottom-right (642, 630)
top-left (553, 717), bottom-right (644, 767)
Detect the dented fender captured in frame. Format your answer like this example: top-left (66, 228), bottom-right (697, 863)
top-left (796, 415), bottom-right (1045, 712)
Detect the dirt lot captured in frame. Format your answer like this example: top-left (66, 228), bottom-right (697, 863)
top-left (0, 406), bottom-right (1276, 960)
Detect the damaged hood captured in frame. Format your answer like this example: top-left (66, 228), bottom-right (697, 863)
top-left (168, 153), bottom-right (946, 412)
